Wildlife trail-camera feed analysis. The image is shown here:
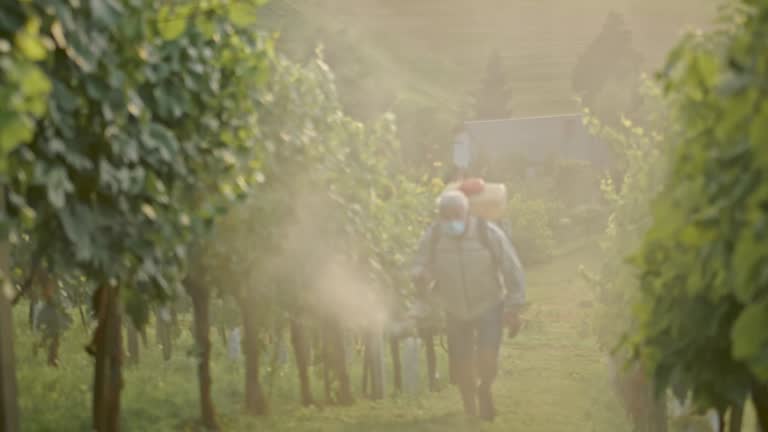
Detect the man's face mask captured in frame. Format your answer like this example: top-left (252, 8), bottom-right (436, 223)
top-left (441, 220), bottom-right (467, 237)
top-left (438, 197), bottom-right (468, 237)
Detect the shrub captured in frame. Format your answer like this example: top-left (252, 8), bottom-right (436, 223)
top-left (504, 193), bottom-right (561, 264)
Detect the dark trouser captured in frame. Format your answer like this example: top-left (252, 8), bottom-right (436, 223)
top-left (446, 303), bottom-right (504, 420)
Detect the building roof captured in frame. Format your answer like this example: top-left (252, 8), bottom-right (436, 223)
top-left (463, 114), bottom-right (613, 168)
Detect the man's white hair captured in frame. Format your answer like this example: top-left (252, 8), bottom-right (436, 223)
top-left (437, 190), bottom-right (469, 216)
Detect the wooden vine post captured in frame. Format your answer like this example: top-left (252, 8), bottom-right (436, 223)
top-left (0, 189), bottom-right (20, 430)
top-left (0, 270), bottom-right (19, 430)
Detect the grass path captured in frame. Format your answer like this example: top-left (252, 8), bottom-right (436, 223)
top-left (219, 243), bottom-right (630, 432)
top-left (16, 243), bottom-right (632, 431)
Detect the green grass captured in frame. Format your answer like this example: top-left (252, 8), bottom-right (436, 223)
top-left (14, 240), bottom-right (639, 432)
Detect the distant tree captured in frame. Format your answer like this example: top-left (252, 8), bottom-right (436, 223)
top-left (472, 50), bottom-right (513, 120)
top-left (572, 12), bottom-right (643, 120)
top-left (393, 97), bottom-right (471, 175)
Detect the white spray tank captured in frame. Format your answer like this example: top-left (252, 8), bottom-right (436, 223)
top-left (443, 179), bottom-right (507, 221)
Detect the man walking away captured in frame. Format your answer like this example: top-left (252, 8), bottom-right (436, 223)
top-left (411, 190), bottom-right (526, 421)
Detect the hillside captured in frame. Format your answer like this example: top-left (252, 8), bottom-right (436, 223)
top-left (260, 0), bottom-right (718, 117)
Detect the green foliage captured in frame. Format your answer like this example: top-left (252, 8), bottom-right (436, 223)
top-left (391, 95), bottom-right (460, 176)
top-left (627, 0), bottom-right (768, 412)
top-left (499, 158), bottom-right (609, 265)
top-left (504, 193), bottom-right (560, 264)
top-left (0, 18), bottom-right (51, 168)
top-left (573, 81), bottom-right (676, 431)
top-left (320, 112), bottom-right (439, 298)
top-left (194, 53), bottom-right (338, 286)
top-left (582, 78), bottom-right (669, 354)
top-left (1, 0), bottom-right (272, 325)
top-left (195, 50), bottom-right (439, 334)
